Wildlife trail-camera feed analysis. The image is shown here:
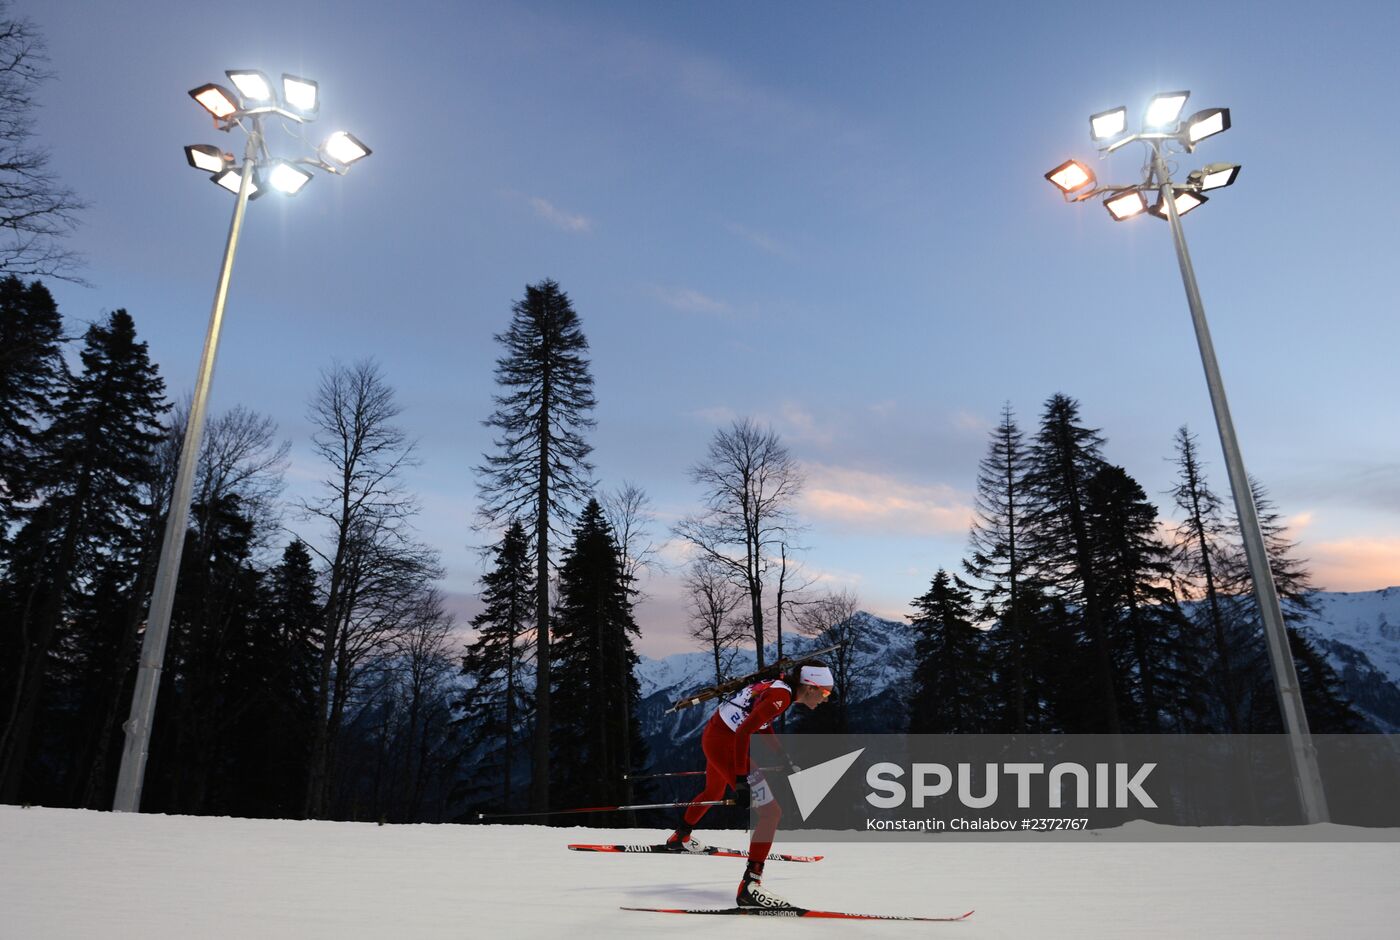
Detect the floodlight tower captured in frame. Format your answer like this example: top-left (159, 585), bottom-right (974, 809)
top-left (1044, 92), bottom-right (1330, 825)
top-left (113, 70), bottom-right (372, 814)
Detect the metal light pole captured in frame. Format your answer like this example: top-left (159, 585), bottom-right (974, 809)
top-left (1045, 92), bottom-right (1329, 824)
top-left (113, 72), bottom-right (371, 813)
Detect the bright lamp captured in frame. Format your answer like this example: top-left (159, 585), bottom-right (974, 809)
top-left (1104, 189), bottom-right (1147, 221)
top-left (1183, 108), bottom-right (1231, 147)
top-left (322, 131), bottom-right (371, 166)
top-left (226, 70), bottom-right (275, 103)
top-left (1190, 162), bottom-right (1241, 191)
top-left (185, 144), bottom-right (230, 173)
top-left (282, 74), bottom-right (319, 115)
top-left (1045, 159), bottom-right (1095, 195)
top-left (266, 160), bottom-right (314, 195)
top-left (189, 83), bottom-right (240, 119)
top-left (1145, 91), bottom-right (1190, 128)
top-left (1089, 106), bottom-right (1127, 141)
top-left (1149, 190), bottom-right (1207, 220)
top-left (211, 167), bottom-right (261, 199)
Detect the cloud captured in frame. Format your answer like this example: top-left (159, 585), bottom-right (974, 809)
top-left (799, 463), bottom-right (974, 537)
top-left (528, 196), bottom-right (592, 233)
top-left (1308, 538), bottom-right (1400, 592)
top-left (652, 285), bottom-right (731, 315)
top-left (725, 222), bottom-right (797, 260)
top-left (954, 409), bottom-right (990, 433)
top-left (868, 400), bottom-right (898, 419)
top-left (777, 402), bottom-right (835, 446)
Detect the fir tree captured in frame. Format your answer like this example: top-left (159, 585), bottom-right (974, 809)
top-left (1222, 479), bottom-right (1363, 733)
top-left (457, 520), bottom-right (534, 812)
top-left (0, 309), bottom-right (166, 800)
top-left (1084, 464), bottom-right (1193, 731)
top-left (548, 499), bottom-right (646, 823)
top-left (239, 538), bottom-right (320, 816)
top-left (476, 279), bottom-right (596, 812)
top-left (1167, 426), bottom-right (1241, 731)
top-left (963, 403), bottom-right (1035, 731)
top-left (1022, 393), bottom-right (1119, 732)
top-left (908, 570), bottom-right (991, 733)
top-left (0, 275), bottom-right (65, 542)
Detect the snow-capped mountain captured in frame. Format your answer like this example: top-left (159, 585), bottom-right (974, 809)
top-left (1294, 588), bottom-right (1400, 731)
top-left (634, 587), bottom-right (1400, 761)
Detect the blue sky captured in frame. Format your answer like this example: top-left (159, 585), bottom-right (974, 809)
top-left (32, 0), bottom-right (1400, 654)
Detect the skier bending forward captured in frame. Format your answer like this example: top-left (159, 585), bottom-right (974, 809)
top-left (665, 661), bottom-right (834, 909)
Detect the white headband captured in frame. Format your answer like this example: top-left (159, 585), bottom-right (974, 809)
top-left (800, 665), bottom-right (834, 687)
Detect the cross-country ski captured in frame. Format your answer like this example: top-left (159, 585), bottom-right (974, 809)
top-left (567, 842), bottom-right (824, 862)
top-left (622, 904), bottom-right (976, 922)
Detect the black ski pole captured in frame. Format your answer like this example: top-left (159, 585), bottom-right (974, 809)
top-left (477, 798), bottom-right (735, 821)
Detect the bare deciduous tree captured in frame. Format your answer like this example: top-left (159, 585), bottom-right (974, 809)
top-left (601, 481), bottom-right (662, 595)
top-left (300, 359), bottom-right (422, 818)
top-left (0, 5), bottom-right (85, 280)
top-left (685, 558), bottom-right (747, 686)
top-left (675, 419), bottom-right (803, 668)
top-left (795, 589), bottom-right (870, 728)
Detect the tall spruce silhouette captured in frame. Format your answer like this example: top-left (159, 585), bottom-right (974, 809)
top-left (963, 403), bottom-right (1037, 731)
top-left (1022, 394), bottom-right (1119, 733)
top-left (0, 309), bottom-right (166, 800)
top-left (476, 280), bottom-right (596, 812)
top-left (1084, 463), bottom-right (1193, 731)
top-left (0, 276), bottom-right (65, 542)
top-left (908, 569), bottom-right (992, 732)
top-left (458, 520), bottom-right (534, 812)
top-left (1221, 479), bottom-right (1362, 732)
top-left (548, 499), bottom-right (645, 823)
top-left (1167, 426), bottom-right (1242, 731)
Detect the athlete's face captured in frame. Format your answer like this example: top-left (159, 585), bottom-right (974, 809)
top-left (796, 683), bottom-right (833, 710)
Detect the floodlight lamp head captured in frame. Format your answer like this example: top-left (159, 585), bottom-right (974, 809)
top-left (321, 131), bottom-right (371, 167)
top-left (281, 74), bottom-right (319, 116)
top-left (210, 166), bottom-right (262, 200)
top-left (1182, 108), bottom-right (1231, 149)
top-left (185, 144), bottom-right (231, 174)
top-left (1045, 159), bottom-right (1096, 198)
top-left (189, 83), bottom-right (240, 120)
top-left (226, 69), bottom-right (275, 104)
top-left (1190, 162), bottom-right (1242, 191)
top-left (1149, 189), bottom-right (1207, 220)
top-left (1145, 90), bottom-right (1190, 128)
top-left (265, 160), bottom-right (314, 195)
top-left (1090, 106), bottom-right (1128, 142)
top-left (1104, 189), bottom-right (1148, 221)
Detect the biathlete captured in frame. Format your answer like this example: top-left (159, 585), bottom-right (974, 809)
top-left (663, 660), bottom-right (834, 908)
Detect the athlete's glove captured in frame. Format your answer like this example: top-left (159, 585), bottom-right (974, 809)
top-left (732, 774), bottom-right (751, 809)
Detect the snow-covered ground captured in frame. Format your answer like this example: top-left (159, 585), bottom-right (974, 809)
top-left (4, 806), bottom-right (1398, 938)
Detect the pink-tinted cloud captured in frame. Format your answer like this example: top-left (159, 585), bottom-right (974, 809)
top-left (1308, 538), bottom-right (1400, 592)
top-left (800, 464), bottom-right (973, 537)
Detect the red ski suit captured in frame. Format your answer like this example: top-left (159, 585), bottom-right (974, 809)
top-left (683, 679), bottom-right (790, 866)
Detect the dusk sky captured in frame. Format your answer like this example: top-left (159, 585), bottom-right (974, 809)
top-left (32, 0), bottom-right (1400, 655)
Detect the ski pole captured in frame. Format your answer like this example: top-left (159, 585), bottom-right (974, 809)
top-left (477, 798), bottom-right (735, 821)
top-left (624, 766), bottom-right (783, 781)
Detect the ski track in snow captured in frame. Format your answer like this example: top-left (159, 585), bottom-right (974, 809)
top-left (4, 807), bottom-right (1399, 938)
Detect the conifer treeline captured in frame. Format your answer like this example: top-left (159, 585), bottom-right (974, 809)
top-left (0, 277), bottom-right (456, 819)
top-left (0, 272), bottom-right (1362, 827)
top-left (907, 394), bottom-right (1361, 735)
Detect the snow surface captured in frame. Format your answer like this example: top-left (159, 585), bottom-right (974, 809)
top-left (4, 806), bottom-right (1399, 938)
